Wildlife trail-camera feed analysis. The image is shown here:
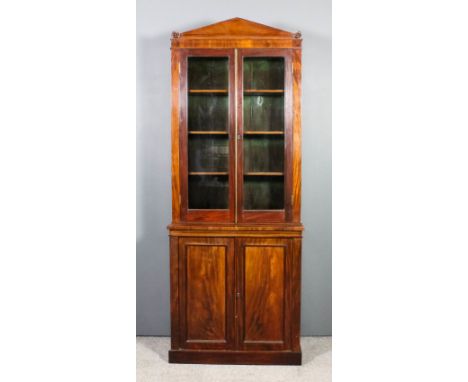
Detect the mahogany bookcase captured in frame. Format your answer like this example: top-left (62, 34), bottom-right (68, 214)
top-left (168, 18), bottom-right (303, 365)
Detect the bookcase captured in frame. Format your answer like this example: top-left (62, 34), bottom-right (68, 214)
top-left (168, 18), bottom-right (303, 365)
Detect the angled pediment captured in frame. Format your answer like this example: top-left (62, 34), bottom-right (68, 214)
top-left (177, 18), bottom-right (297, 39)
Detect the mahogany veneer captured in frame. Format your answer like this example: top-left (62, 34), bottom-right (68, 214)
top-left (168, 18), bottom-right (303, 365)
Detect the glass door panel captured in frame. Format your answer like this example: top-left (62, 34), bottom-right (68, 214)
top-left (243, 95), bottom-right (284, 132)
top-left (243, 57), bottom-right (285, 211)
top-left (187, 57), bottom-right (229, 210)
top-left (243, 57), bottom-right (284, 90)
top-left (188, 135), bottom-right (228, 172)
top-left (188, 175), bottom-right (229, 209)
top-left (188, 94), bottom-right (228, 131)
top-left (244, 135), bottom-right (284, 173)
top-left (243, 176), bottom-right (284, 210)
top-left (189, 57), bottom-right (229, 89)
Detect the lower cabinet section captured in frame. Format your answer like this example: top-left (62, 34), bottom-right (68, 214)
top-left (170, 233), bottom-right (302, 365)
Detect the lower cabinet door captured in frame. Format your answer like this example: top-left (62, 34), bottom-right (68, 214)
top-left (178, 237), bottom-right (235, 349)
top-left (236, 238), bottom-right (292, 350)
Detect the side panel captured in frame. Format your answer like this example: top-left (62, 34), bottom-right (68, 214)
top-left (178, 237), bottom-right (235, 349)
top-left (290, 237), bottom-right (302, 351)
top-left (236, 238), bottom-right (292, 350)
top-left (291, 49), bottom-right (302, 222)
top-left (170, 236), bottom-right (180, 349)
top-left (171, 49), bottom-right (181, 222)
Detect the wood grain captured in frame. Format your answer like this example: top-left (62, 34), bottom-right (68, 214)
top-left (168, 222), bottom-right (303, 238)
top-left (169, 349), bottom-right (301, 365)
top-left (169, 18), bottom-right (303, 365)
top-left (188, 131), bottom-right (228, 135)
top-left (186, 245), bottom-right (226, 341)
top-left (237, 238), bottom-right (292, 351)
top-left (243, 131), bottom-right (284, 135)
top-left (181, 18), bottom-right (295, 38)
top-left (244, 89), bottom-right (284, 93)
top-left (241, 210), bottom-right (286, 223)
top-left (178, 238), bottom-right (235, 349)
top-left (292, 49), bottom-right (302, 222)
top-left (170, 236), bottom-right (180, 349)
top-left (171, 18), bottom-right (302, 49)
top-left (189, 172), bottom-right (229, 175)
top-left (171, 49), bottom-right (181, 222)
top-left (244, 172), bottom-right (284, 176)
top-left (172, 39), bottom-right (301, 49)
top-left (244, 245), bottom-right (285, 341)
top-left (283, 51), bottom-right (294, 221)
top-left (188, 89), bottom-right (228, 93)
top-left (291, 238), bottom-right (302, 351)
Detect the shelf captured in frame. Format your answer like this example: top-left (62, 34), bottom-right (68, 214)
top-left (244, 131), bottom-right (284, 135)
top-left (189, 89), bottom-right (228, 93)
top-left (244, 172), bottom-right (284, 176)
top-left (189, 131), bottom-right (228, 135)
top-left (189, 172), bottom-right (229, 176)
top-left (244, 89), bottom-right (284, 94)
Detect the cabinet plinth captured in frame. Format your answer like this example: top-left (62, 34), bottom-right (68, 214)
top-left (169, 18), bottom-right (302, 365)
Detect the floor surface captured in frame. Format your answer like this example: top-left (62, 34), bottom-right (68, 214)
top-left (136, 337), bottom-right (331, 382)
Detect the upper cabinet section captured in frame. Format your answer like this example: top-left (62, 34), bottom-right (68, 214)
top-left (171, 19), bottom-right (302, 224)
top-left (171, 18), bottom-right (302, 49)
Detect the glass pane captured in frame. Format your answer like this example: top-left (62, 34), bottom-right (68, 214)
top-left (243, 57), bottom-right (285, 210)
top-left (187, 57), bottom-right (230, 210)
top-left (188, 57), bottom-right (228, 89)
top-left (189, 135), bottom-right (228, 172)
top-left (188, 94), bottom-right (228, 131)
top-left (243, 95), bottom-right (284, 132)
top-left (243, 58), bottom-right (284, 90)
top-left (189, 175), bottom-right (228, 209)
top-left (244, 135), bottom-right (284, 173)
top-left (244, 176), bottom-right (284, 210)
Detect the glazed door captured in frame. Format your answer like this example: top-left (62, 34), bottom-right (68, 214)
top-left (179, 49), bottom-right (236, 222)
top-left (236, 238), bottom-right (292, 350)
top-left (178, 237), bottom-right (235, 349)
top-left (179, 49), bottom-right (294, 223)
top-left (237, 49), bottom-right (293, 223)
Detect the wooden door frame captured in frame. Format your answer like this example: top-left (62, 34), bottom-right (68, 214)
top-left (236, 49), bottom-right (294, 223)
top-left (178, 237), bottom-right (236, 349)
top-left (235, 237), bottom-right (293, 350)
top-left (179, 49), bottom-right (236, 222)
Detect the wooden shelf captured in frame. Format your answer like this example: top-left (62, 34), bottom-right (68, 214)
top-left (244, 89), bottom-right (284, 94)
top-left (244, 172), bottom-right (284, 176)
top-left (189, 131), bottom-right (228, 135)
top-left (244, 131), bottom-right (284, 135)
top-left (189, 172), bottom-right (229, 176)
top-left (189, 89), bottom-right (228, 93)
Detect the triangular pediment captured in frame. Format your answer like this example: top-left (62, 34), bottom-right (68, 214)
top-left (179, 18), bottom-right (295, 38)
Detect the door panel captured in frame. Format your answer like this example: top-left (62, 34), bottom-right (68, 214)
top-left (237, 238), bottom-right (291, 350)
top-left (179, 237), bottom-right (235, 349)
top-left (237, 49), bottom-right (293, 223)
top-left (179, 50), bottom-right (236, 223)
top-left (245, 245), bottom-right (285, 341)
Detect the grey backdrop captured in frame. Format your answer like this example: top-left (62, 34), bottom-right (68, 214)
top-left (137, 0), bottom-right (331, 335)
